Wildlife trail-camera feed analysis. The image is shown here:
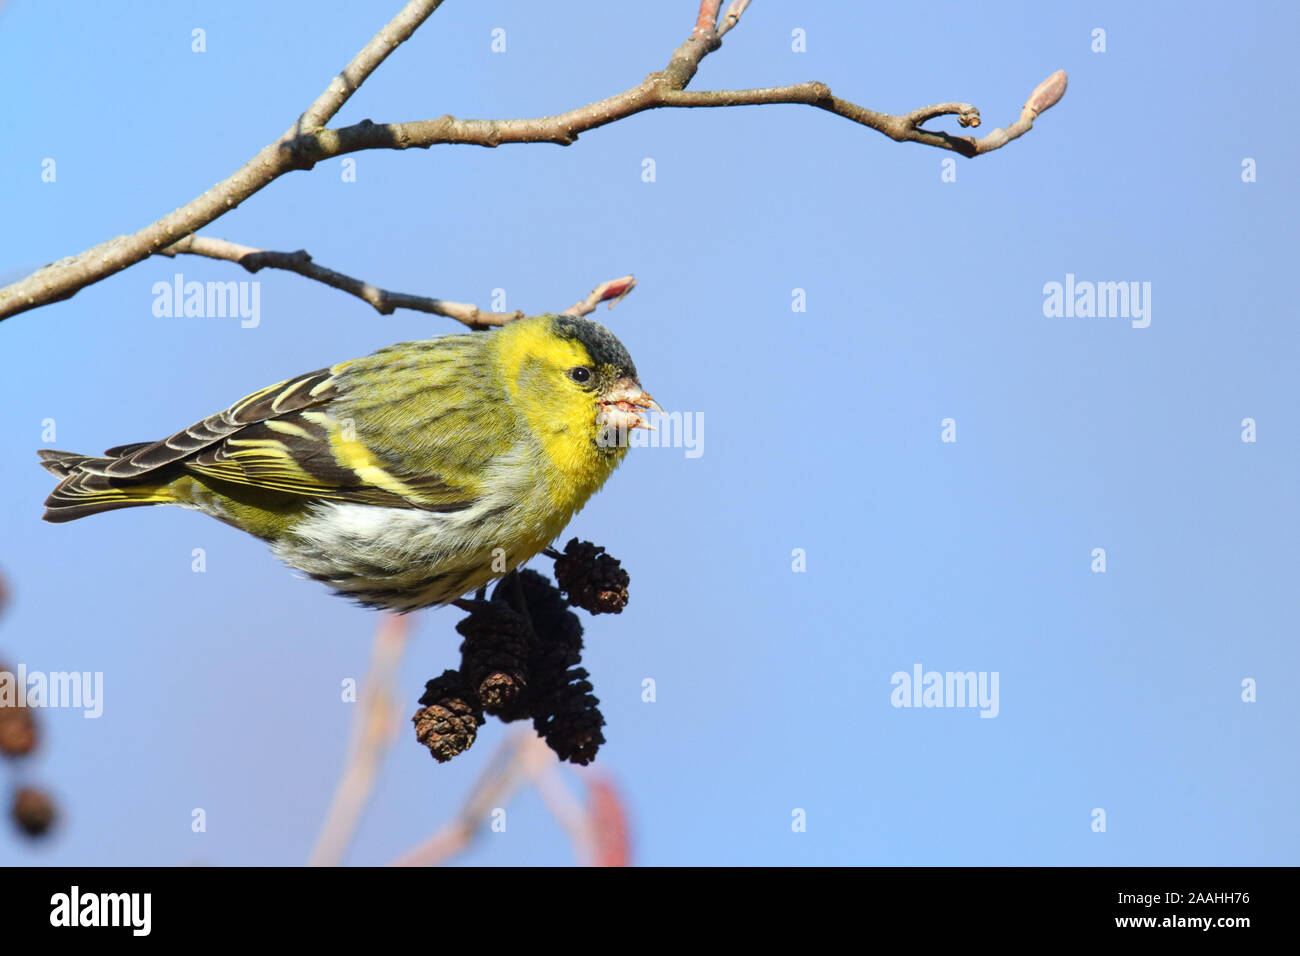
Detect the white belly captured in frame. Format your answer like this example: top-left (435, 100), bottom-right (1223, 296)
top-left (272, 500), bottom-right (516, 611)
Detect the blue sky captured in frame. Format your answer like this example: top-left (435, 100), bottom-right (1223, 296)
top-left (1, 0), bottom-right (1296, 865)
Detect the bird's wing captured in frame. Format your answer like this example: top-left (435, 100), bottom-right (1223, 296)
top-left (183, 409), bottom-right (477, 511)
top-left (89, 367), bottom-right (478, 512)
top-left (96, 367), bottom-right (338, 478)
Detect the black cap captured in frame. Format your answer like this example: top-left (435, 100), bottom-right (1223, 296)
top-left (550, 315), bottom-right (638, 380)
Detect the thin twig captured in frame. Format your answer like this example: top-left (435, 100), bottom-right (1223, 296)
top-left (298, 1), bottom-right (447, 133)
top-left (158, 235), bottom-right (634, 329)
top-left (561, 276), bottom-right (637, 317)
top-left (718, 0), bottom-right (751, 38)
top-left (694, 0), bottom-right (724, 35)
top-left (159, 235), bottom-right (520, 328)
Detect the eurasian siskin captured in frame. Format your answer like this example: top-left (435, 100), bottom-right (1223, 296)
top-left (38, 313), bottom-right (657, 611)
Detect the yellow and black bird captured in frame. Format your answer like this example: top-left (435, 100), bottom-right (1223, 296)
top-left (39, 314), bottom-right (657, 611)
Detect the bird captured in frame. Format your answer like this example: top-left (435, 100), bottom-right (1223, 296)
top-left (38, 313), bottom-right (658, 611)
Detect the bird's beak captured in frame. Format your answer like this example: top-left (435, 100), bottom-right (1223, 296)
top-left (597, 378), bottom-right (661, 433)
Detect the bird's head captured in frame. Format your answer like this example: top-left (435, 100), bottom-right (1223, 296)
top-left (494, 314), bottom-right (659, 466)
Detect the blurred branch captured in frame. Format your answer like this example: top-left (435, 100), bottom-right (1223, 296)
top-left (584, 775), bottom-right (632, 867)
top-left (0, 0), bottom-right (1065, 322)
top-left (391, 729), bottom-right (629, 867)
top-left (390, 728), bottom-right (542, 867)
top-left (308, 612), bottom-right (411, 867)
top-left (529, 755), bottom-right (595, 863)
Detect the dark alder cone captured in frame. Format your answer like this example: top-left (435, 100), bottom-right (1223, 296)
top-left (477, 672), bottom-right (524, 718)
top-left (413, 670), bottom-right (484, 763)
top-left (12, 786), bottom-right (56, 837)
top-left (509, 571), bottom-right (588, 722)
top-left (531, 667), bottom-right (606, 766)
top-left (515, 571), bottom-right (584, 661)
top-left (507, 570), bottom-right (604, 762)
top-left (456, 601), bottom-right (531, 717)
top-left (416, 571), bottom-right (609, 766)
top-left (512, 568), bottom-right (567, 618)
top-left (553, 539), bottom-right (629, 614)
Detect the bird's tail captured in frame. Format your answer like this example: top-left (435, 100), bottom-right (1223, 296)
top-left (38, 447), bottom-right (177, 523)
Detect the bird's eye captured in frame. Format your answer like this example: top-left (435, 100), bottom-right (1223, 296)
top-left (569, 366), bottom-right (592, 384)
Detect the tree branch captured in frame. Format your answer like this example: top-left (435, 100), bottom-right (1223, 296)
top-left (0, 0), bottom-right (1066, 323)
top-left (161, 235), bottom-right (520, 329)
top-left (299, 70), bottom-right (1065, 157)
top-left (158, 235), bottom-right (635, 329)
